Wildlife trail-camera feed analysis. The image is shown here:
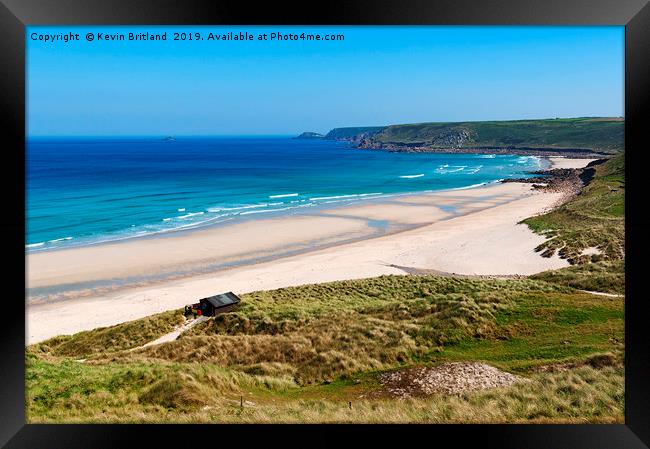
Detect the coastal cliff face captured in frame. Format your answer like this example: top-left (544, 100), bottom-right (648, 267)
top-left (323, 126), bottom-right (385, 141)
top-left (357, 127), bottom-right (473, 152)
top-left (301, 117), bottom-right (624, 157)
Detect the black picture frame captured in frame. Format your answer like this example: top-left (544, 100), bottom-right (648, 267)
top-left (1, 0), bottom-right (648, 447)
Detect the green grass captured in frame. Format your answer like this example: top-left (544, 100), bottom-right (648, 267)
top-left (27, 274), bottom-right (624, 423)
top-left (324, 126), bottom-right (386, 139)
top-left (30, 310), bottom-right (186, 358)
top-left (369, 117), bottom-right (623, 153)
top-left (439, 291), bottom-right (623, 372)
top-left (530, 260), bottom-right (624, 295)
top-left (25, 355), bottom-right (297, 422)
top-left (26, 352), bottom-right (623, 424)
top-left (523, 154), bottom-right (624, 264)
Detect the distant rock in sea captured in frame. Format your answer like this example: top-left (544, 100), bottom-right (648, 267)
top-left (295, 132), bottom-right (325, 139)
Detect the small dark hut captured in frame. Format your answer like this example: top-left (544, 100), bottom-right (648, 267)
top-left (185, 291), bottom-right (241, 317)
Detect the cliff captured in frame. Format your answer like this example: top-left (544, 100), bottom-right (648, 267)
top-left (299, 117), bottom-right (624, 156)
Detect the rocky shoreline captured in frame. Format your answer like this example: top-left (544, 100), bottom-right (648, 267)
top-left (354, 138), bottom-right (605, 158)
top-left (501, 158), bottom-right (606, 202)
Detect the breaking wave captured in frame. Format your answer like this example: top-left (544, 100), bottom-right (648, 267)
top-left (269, 193), bottom-right (299, 199)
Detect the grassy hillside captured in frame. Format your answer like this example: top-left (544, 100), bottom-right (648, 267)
top-left (371, 118), bottom-right (623, 153)
top-left (324, 126), bottom-right (385, 140)
top-left (531, 261), bottom-right (624, 295)
top-left (26, 355), bottom-right (622, 423)
top-left (30, 310), bottom-right (185, 357)
top-left (523, 154), bottom-right (625, 265)
top-left (27, 275), bottom-right (623, 423)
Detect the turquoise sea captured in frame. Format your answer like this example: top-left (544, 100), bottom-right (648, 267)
top-left (26, 136), bottom-right (545, 252)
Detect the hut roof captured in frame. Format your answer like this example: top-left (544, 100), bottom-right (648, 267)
top-left (200, 291), bottom-right (241, 308)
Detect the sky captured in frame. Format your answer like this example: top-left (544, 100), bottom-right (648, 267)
top-left (27, 26), bottom-right (624, 136)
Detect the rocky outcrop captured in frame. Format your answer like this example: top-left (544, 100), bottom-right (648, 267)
top-left (501, 166), bottom-right (594, 202)
top-left (295, 132), bottom-right (325, 139)
top-left (431, 128), bottom-right (472, 148)
top-left (356, 128), bottom-right (472, 150)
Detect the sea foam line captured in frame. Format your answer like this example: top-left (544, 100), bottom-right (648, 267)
top-left (240, 202), bottom-right (316, 216)
top-left (269, 193), bottom-right (299, 199)
top-left (207, 203), bottom-right (269, 213)
top-left (436, 165), bottom-right (467, 174)
top-left (66, 214), bottom-right (236, 248)
top-left (450, 181), bottom-right (496, 191)
top-left (48, 236), bottom-right (73, 243)
top-left (309, 192), bottom-right (382, 201)
top-left (399, 174), bottom-right (424, 179)
top-left (447, 166), bottom-right (467, 173)
top-left (178, 211), bottom-right (204, 219)
top-left (241, 206), bottom-right (292, 215)
top-left (517, 156), bottom-right (541, 165)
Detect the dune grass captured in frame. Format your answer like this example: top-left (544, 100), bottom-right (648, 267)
top-left (27, 274), bottom-right (624, 423)
top-left (530, 260), bottom-right (624, 295)
top-left (27, 353), bottom-right (622, 423)
top-left (523, 154), bottom-right (624, 264)
top-left (29, 309), bottom-right (186, 358)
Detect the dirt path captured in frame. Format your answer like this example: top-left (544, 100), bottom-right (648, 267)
top-left (579, 290), bottom-right (624, 298)
top-left (133, 315), bottom-right (208, 350)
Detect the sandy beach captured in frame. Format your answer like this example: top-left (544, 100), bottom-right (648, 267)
top-left (546, 156), bottom-right (596, 170)
top-left (26, 157), bottom-right (596, 344)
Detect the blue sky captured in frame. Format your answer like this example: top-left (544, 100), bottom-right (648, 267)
top-left (27, 26), bottom-right (624, 136)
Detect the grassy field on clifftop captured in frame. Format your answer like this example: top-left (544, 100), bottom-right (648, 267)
top-left (325, 117), bottom-right (623, 154)
top-left (371, 117), bottom-right (624, 153)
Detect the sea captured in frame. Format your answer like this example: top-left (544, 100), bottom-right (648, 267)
top-left (26, 136), bottom-right (545, 252)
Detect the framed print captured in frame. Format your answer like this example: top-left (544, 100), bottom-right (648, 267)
top-left (1, 0), bottom-right (649, 447)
